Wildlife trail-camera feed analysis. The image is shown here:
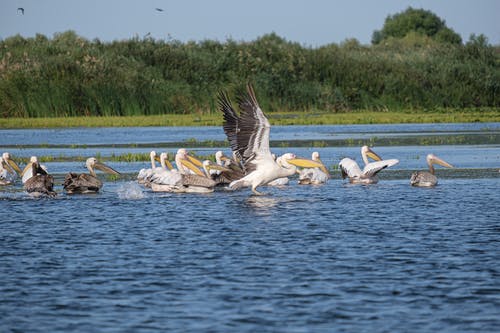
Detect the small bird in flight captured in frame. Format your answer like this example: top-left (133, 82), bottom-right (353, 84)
top-left (17, 7), bottom-right (24, 15)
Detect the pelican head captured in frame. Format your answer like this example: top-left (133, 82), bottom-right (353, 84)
top-left (86, 157), bottom-right (120, 177)
top-left (278, 153), bottom-right (323, 169)
top-left (312, 151), bottom-right (320, 161)
top-left (215, 151), bottom-right (230, 166)
top-left (426, 154), bottom-right (453, 174)
top-left (1, 152), bottom-right (22, 174)
top-left (175, 149), bottom-right (204, 176)
top-left (361, 146), bottom-right (382, 165)
top-left (159, 152), bottom-right (174, 170)
top-left (276, 153), bottom-right (296, 168)
top-left (311, 151), bottom-right (330, 176)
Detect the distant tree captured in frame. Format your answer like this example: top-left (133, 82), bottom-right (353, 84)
top-left (372, 7), bottom-right (462, 45)
top-left (465, 33), bottom-right (495, 64)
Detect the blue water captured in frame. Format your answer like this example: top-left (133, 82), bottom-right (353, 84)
top-left (1, 124), bottom-right (499, 332)
top-left (2, 122), bottom-right (499, 146)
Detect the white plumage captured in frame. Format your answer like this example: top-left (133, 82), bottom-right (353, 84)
top-left (218, 84), bottom-right (322, 195)
top-left (339, 146), bottom-right (398, 184)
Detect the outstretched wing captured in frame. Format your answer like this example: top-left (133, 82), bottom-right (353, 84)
top-left (236, 84), bottom-right (272, 172)
top-left (339, 158), bottom-right (362, 179)
top-left (218, 90), bottom-right (241, 161)
top-left (362, 159), bottom-right (399, 177)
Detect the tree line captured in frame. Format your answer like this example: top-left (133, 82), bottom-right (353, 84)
top-left (0, 30), bottom-right (498, 118)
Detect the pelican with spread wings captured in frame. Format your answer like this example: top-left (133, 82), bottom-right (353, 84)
top-left (218, 84), bottom-right (322, 195)
top-left (339, 146), bottom-right (398, 184)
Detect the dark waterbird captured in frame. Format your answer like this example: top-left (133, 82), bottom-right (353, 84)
top-left (17, 7), bottom-right (24, 15)
top-left (410, 153), bottom-right (453, 187)
top-left (63, 157), bottom-right (120, 194)
top-left (23, 161), bottom-right (56, 197)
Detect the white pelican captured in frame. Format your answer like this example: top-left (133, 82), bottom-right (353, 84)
top-left (215, 151), bottom-right (232, 168)
top-left (298, 151), bottom-right (330, 185)
top-left (63, 157), bottom-right (120, 194)
top-left (410, 154), bottom-right (453, 187)
top-left (174, 148), bottom-right (205, 176)
top-left (137, 151), bottom-right (174, 187)
top-left (0, 152), bottom-right (22, 185)
top-left (339, 145), bottom-right (399, 184)
top-left (266, 153), bottom-right (298, 186)
top-left (137, 151), bottom-right (159, 184)
top-left (149, 149), bottom-right (218, 193)
top-left (23, 160), bottom-right (57, 197)
top-left (218, 84), bottom-right (323, 195)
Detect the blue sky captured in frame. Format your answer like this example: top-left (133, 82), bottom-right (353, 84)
top-left (1, 0), bottom-right (499, 46)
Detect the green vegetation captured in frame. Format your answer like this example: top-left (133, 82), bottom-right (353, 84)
top-left (372, 7), bottom-right (462, 44)
top-left (0, 8), bottom-right (498, 120)
top-left (1, 108), bottom-right (498, 129)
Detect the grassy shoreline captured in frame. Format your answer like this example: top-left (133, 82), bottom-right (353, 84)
top-left (1, 109), bottom-right (499, 129)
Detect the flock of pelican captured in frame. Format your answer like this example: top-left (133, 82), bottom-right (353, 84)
top-left (1, 84), bottom-right (455, 196)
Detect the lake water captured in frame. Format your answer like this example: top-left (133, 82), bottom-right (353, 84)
top-left (1, 123), bottom-right (499, 332)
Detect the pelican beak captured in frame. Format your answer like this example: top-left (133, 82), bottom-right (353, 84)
top-left (287, 158), bottom-right (323, 168)
top-left (316, 158), bottom-right (330, 176)
top-left (165, 160), bottom-right (174, 170)
top-left (206, 164), bottom-right (231, 172)
top-left (366, 148), bottom-right (382, 161)
top-left (21, 162), bottom-right (33, 176)
top-left (94, 162), bottom-right (121, 175)
top-left (432, 156), bottom-right (453, 168)
top-left (154, 155), bottom-right (161, 162)
top-left (180, 159), bottom-right (205, 176)
top-left (8, 159), bottom-right (22, 174)
top-left (187, 154), bottom-right (204, 168)
top-left (220, 156), bottom-right (230, 162)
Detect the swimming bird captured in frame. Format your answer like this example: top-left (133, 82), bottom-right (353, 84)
top-left (339, 145), bottom-right (399, 184)
top-left (17, 7), bottom-right (24, 15)
top-left (63, 157), bottom-right (120, 194)
top-left (137, 150), bottom-right (159, 184)
top-left (210, 151), bottom-right (246, 185)
top-left (410, 154), bottom-right (453, 187)
top-left (137, 151), bottom-right (174, 186)
top-left (22, 156), bottom-right (48, 183)
top-left (149, 149), bottom-right (218, 193)
top-left (174, 148), bottom-right (205, 176)
top-left (155, 7), bottom-right (164, 12)
top-left (0, 152), bottom-right (22, 185)
top-left (266, 153), bottom-right (298, 186)
top-left (23, 161), bottom-right (56, 197)
top-left (298, 151), bottom-right (330, 185)
top-left (218, 84), bottom-right (323, 195)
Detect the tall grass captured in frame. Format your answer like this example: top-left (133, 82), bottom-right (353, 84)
top-left (0, 31), bottom-right (498, 118)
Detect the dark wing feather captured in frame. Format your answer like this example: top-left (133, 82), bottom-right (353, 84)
top-left (213, 163), bottom-right (246, 185)
top-left (218, 90), bottom-right (241, 161)
top-left (236, 84), bottom-right (271, 171)
top-left (63, 173), bottom-right (102, 193)
top-left (181, 174), bottom-right (216, 188)
top-left (24, 174), bottom-right (56, 196)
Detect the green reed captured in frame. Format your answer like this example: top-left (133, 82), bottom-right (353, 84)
top-left (0, 31), bottom-right (498, 119)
